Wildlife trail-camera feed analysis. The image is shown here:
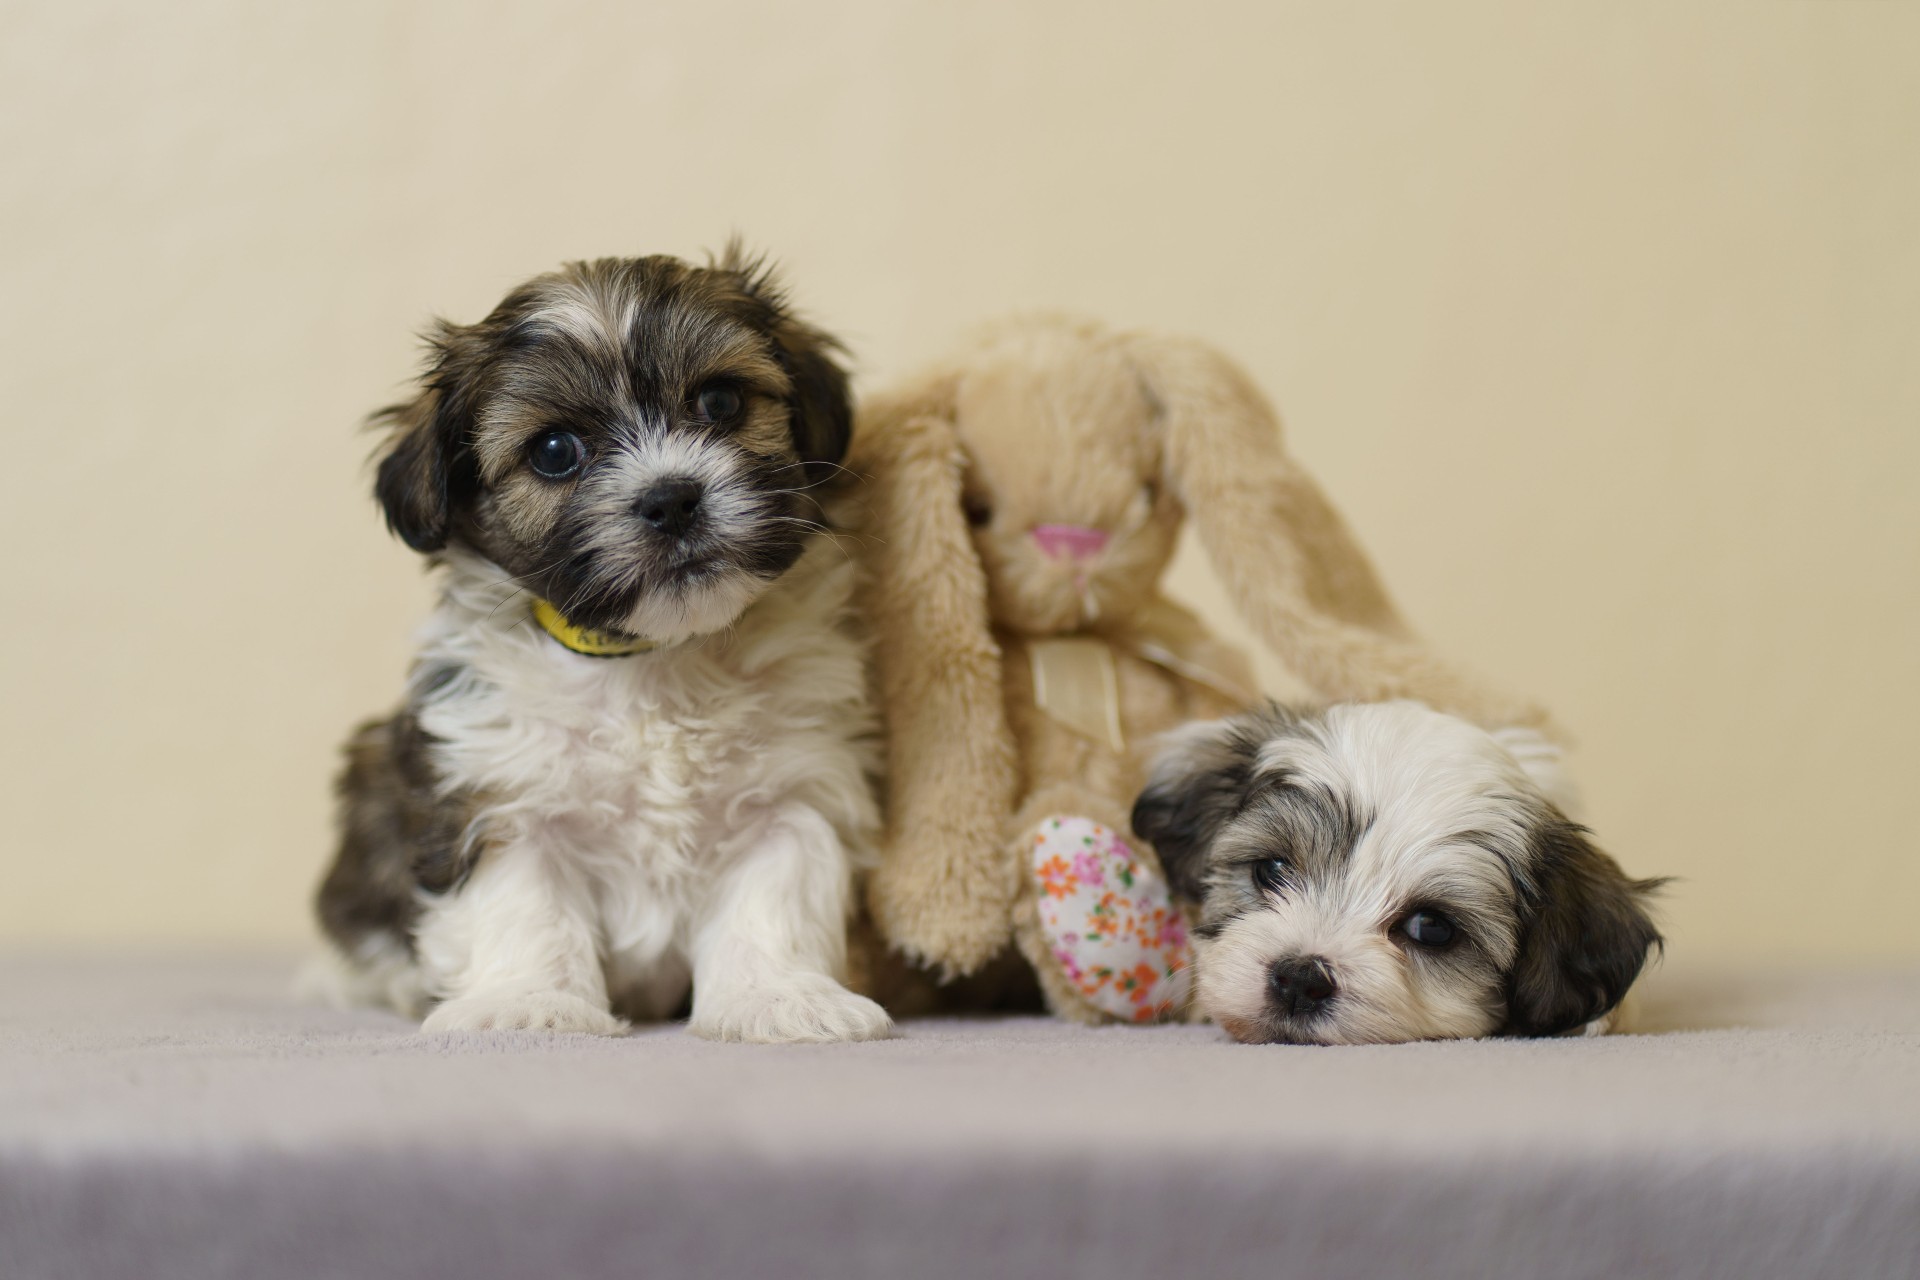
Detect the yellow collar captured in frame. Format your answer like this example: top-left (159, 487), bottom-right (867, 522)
top-left (532, 599), bottom-right (658, 657)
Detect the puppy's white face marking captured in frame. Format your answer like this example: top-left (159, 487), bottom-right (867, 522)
top-left (1134, 702), bottom-right (1662, 1045)
top-left (563, 428), bottom-right (791, 644)
top-left (532, 277), bottom-right (637, 357)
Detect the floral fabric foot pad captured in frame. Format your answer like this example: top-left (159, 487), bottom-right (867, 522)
top-left (1032, 815), bottom-right (1192, 1022)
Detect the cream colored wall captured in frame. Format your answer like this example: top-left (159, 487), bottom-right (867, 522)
top-left (3, 1), bottom-right (1915, 964)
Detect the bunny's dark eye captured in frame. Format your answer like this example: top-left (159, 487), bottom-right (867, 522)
top-left (694, 383), bottom-right (743, 424)
top-left (1401, 910), bottom-right (1458, 948)
top-left (527, 430), bottom-right (585, 480)
top-left (963, 495), bottom-right (993, 527)
top-left (1252, 858), bottom-right (1291, 895)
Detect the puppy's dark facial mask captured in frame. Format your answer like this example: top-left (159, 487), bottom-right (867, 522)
top-left (1132, 702), bottom-right (1664, 1044)
top-left (372, 251), bottom-right (852, 641)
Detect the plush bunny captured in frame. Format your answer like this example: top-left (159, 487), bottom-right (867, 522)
top-left (849, 315), bottom-right (1545, 1024)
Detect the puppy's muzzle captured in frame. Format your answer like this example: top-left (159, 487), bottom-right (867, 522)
top-left (1268, 956), bottom-right (1337, 1017)
top-left (634, 477), bottom-right (705, 540)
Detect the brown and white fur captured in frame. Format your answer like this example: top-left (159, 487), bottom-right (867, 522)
top-left (1133, 701), bottom-right (1664, 1044)
top-left (314, 251), bottom-right (891, 1043)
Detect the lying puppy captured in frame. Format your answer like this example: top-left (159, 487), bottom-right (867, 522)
top-left (1132, 701), bottom-right (1663, 1044)
top-left (315, 250), bottom-right (891, 1043)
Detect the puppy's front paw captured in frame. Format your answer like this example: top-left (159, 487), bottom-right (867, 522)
top-left (690, 973), bottom-right (894, 1044)
top-left (420, 991), bottom-right (627, 1036)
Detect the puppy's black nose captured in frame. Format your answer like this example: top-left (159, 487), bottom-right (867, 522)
top-left (1268, 957), bottom-right (1337, 1017)
top-left (634, 479), bottom-right (704, 538)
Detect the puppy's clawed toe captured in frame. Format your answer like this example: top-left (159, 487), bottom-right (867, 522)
top-left (690, 974), bottom-right (894, 1044)
top-left (420, 992), bottom-right (628, 1037)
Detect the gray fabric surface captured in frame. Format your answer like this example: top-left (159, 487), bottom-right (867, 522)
top-left (2, 952), bottom-right (1916, 1280)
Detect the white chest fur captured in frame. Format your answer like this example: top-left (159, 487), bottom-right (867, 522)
top-left (402, 545), bottom-right (882, 1033)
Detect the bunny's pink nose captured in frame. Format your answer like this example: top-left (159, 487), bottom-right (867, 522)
top-left (1032, 524), bottom-right (1110, 561)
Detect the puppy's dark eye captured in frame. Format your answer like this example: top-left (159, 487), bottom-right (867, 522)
top-left (1401, 910), bottom-right (1457, 948)
top-left (1252, 858), bottom-right (1290, 895)
top-left (963, 495), bottom-right (993, 528)
top-left (694, 384), bottom-right (743, 424)
top-left (527, 430), bottom-right (585, 480)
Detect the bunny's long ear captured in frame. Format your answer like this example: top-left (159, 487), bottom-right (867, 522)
top-left (850, 382), bottom-right (1022, 978)
top-left (1127, 333), bottom-right (1547, 729)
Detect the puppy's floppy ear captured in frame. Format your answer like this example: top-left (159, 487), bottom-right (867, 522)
top-left (771, 321), bottom-right (852, 486)
top-left (1502, 821), bottom-right (1665, 1036)
top-left (1123, 332), bottom-right (1548, 730)
top-left (372, 320), bottom-right (485, 553)
top-left (1131, 714), bottom-right (1265, 899)
top-left (718, 241), bottom-right (852, 486)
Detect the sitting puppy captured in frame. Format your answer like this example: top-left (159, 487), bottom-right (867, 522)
top-left (1132, 701), bottom-right (1663, 1044)
top-left (315, 250), bottom-right (892, 1043)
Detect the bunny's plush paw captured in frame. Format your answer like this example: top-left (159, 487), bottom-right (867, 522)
top-left (1031, 815), bottom-right (1192, 1022)
top-left (867, 845), bottom-right (1016, 979)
